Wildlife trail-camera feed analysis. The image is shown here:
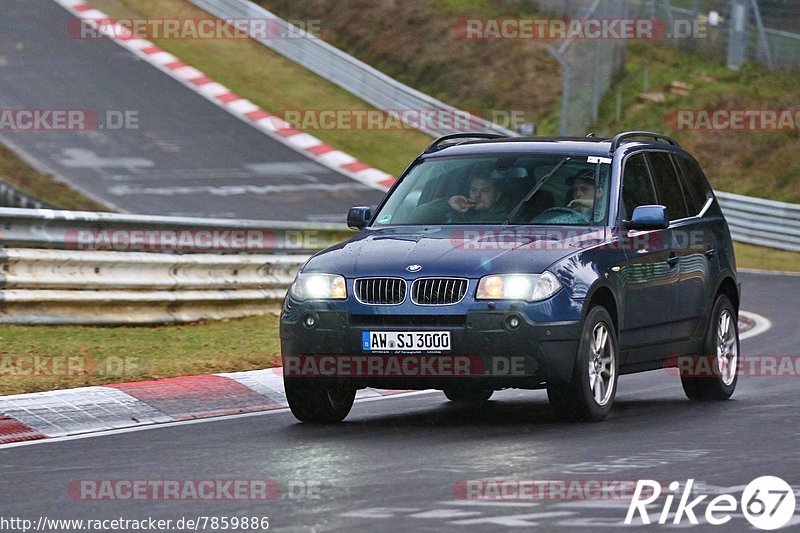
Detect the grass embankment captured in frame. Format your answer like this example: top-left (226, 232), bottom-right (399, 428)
top-left (0, 143), bottom-right (107, 210)
top-left (0, 315), bottom-right (282, 396)
top-left (261, 0), bottom-right (560, 129)
top-left (92, 0), bottom-right (431, 176)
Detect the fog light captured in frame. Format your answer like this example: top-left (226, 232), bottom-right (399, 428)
top-left (505, 314), bottom-right (522, 330)
top-left (303, 314), bottom-right (317, 329)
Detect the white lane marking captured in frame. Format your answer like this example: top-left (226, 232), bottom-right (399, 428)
top-left (739, 268), bottom-right (800, 277)
top-left (57, 148), bottom-right (154, 171)
top-left (245, 162), bottom-right (328, 175)
top-left (0, 390), bottom-right (437, 450)
top-left (341, 508), bottom-right (423, 519)
top-left (449, 511), bottom-right (575, 526)
top-left (107, 182), bottom-right (369, 196)
top-left (553, 500), bottom-right (636, 509)
top-left (739, 310), bottom-right (772, 341)
top-left (443, 500), bottom-right (539, 508)
top-left (408, 510), bottom-right (482, 519)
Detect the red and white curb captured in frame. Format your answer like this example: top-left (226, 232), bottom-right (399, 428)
top-left (0, 367), bottom-right (407, 445)
top-left (53, 0), bottom-right (396, 191)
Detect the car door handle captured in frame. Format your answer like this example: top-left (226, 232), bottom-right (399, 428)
top-left (667, 253), bottom-right (679, 268)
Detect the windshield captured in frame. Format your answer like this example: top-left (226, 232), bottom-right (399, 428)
top-left (372, 155), bottom-right (611, 226)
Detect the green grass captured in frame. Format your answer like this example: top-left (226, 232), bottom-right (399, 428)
top-left (92, 0), bottom-right (431, 177)
top-left (734, 242), bottom-right (800, 273)
top-left (0, 315), bottom-right (282, 396)
top-left (0, 143), bottom-right (108, 211)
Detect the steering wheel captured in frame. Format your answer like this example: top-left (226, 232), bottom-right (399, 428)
top-left (532, 207), bottom-right (590, 224)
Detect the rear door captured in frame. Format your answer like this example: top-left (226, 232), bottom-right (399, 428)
top-left (672, 154), bottom-right (716, 340)
top-left (617, 152), bottom-right (679, 356)
top-left (646, 151), bottom-right (708, 342)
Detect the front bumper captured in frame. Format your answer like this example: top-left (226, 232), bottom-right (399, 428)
top-left (280, 295), bottom-right (583, 390)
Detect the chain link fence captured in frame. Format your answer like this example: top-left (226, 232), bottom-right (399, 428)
top-left (533, 0), bottom-right (800, 135)
top-left (536, 0), bottom-right (628, 135)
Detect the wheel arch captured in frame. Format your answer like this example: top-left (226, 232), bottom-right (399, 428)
top-left (715, 275), bottom-right (740, 312)
top-left (583, 283), bottom-right (619, 334)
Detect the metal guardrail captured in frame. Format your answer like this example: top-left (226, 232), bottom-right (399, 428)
top-left (0, 207), bottom-right (351, 253)
top-left (716, 191), bottom-right (800, 252)
top-left (0, 208), bottom-right (353, 324)
top-left (189, 0), bottom-right (515, 138)
top-left (0, 249), bottom-right (307, 324)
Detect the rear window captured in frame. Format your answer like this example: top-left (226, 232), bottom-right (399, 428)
top-left (647, 152), bottom-right (689, 221)
top-left (673, 155), bottom-right (711, 215)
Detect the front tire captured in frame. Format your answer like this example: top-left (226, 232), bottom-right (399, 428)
top-left (285, 379), bottom-right (356, 422)
top-left (681, 295), bottom-right (738, 401)
top-left (547, 306), bottom-right (618, 422)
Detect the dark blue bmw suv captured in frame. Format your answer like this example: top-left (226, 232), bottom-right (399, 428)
top-left (281, 132), bottom-right (740, 422)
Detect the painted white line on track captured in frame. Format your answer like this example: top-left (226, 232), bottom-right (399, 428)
top-left (739, 310), bottom-right (772, 341)
top-left (739, 268), bottom-right (800, 277)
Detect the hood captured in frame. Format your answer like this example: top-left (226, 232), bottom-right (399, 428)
top-left (303, 226), bottom-right (608, 278)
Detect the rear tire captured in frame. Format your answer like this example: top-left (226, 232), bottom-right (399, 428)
top-left (443, 386), bottom-right (493, 403)
top-left (681, 295), bottom-right (738, 401)
top-left (547, 306), bottom-right (618, 422)
top-left (285, 379), bottom-right (356, 422)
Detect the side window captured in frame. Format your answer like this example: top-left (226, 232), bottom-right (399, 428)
top-left (647, 152), bottom-right (689, 221)
top-left (620, 153), bottom-right (658, 220)
top-left (673, 155), bottom-right (710, 215)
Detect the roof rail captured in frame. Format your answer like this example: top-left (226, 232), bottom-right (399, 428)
top-left (423, 132), bottom-right (508, 154)
top-left (611, 131), bottom-right (679, 152)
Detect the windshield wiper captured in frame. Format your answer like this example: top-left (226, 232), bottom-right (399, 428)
top-left (503, 154), bottom-right (574, 224)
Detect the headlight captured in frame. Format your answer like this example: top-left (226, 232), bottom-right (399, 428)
top-left (476, 272), bottom-right (562, 302)
top-left (289, 273), bottom-right (347, 301)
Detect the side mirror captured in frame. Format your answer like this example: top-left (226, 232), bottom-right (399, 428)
top-left (624, 205), bottom-right (669, 230)
top-left (347, 206), bottom-right (372, 230)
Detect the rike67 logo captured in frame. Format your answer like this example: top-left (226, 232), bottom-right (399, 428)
top-left (625, 477), bottom-right (796, 530)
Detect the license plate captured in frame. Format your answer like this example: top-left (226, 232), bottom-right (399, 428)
top-left (362, 331), bottom-right (451, 352)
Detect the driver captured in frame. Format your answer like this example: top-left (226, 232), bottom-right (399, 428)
top-left (566, 169), bottom-right (602, 218)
